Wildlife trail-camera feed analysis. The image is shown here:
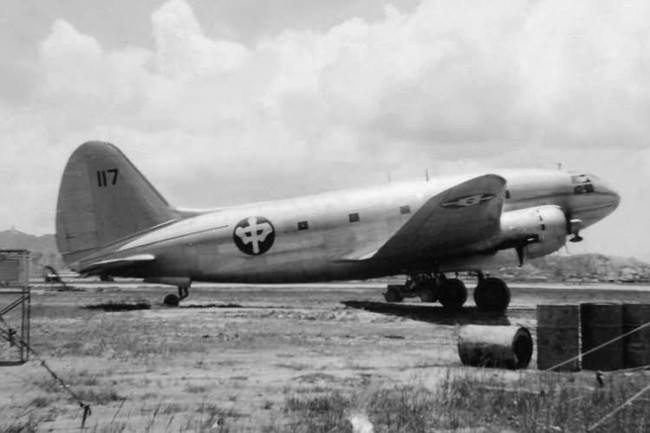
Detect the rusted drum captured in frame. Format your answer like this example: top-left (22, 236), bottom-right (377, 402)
top-left (458, 325), bottom-right (533, 369)
top-left (622, 303), bottom-right (650, 368)
top-left (580, 303), bottom-right (623, 371)
top-left (536, 304), bottom-right (580, 371)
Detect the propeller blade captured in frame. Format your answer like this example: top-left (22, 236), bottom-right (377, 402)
top-left (516, 246), bottom-right (525, 267)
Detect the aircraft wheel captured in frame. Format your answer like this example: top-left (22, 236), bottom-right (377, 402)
top-left (416, 279), bottom-right (437, 303)
top-left (438, 278), bottom-right (467, 310)
top-left (163, 294), bottom-right (180, 307)
top-left (474, 277), bottom-right (510, 312)
top-left (384, 285), bottom-right (404, 303)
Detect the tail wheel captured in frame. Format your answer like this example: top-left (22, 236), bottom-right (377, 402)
top-left (474, 277), bottom-right (510, 312)
top-left (438, 278), bottom-right (467, 310)
top-left (384, 285), bottom-right (404, 303)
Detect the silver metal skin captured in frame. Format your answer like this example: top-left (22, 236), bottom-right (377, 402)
top-left (56, 142), bottom-right (620, 285)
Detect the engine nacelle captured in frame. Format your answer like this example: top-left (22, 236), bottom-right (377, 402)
top-left (498, 205), bottom-right (568, 259)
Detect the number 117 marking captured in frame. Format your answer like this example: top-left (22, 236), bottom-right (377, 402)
top-left (97, 169), bottom-right (119, 187)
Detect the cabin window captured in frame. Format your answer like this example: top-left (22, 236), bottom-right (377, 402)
top-left (297, 221), bottom-right (309, 230)
top-left (400, 205), bottom-right (411, 215)
top-left (572, 174), bottom-right (594, 194)
top-left (348, 212), bottom-right (360, 223)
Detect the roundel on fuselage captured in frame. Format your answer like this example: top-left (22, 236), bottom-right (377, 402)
top-left (233, 216), bottom-right (275, 255)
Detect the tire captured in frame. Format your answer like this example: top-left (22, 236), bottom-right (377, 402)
top-left (438, 279), bottom-right (467, 310)
top-left (416, 279), bottom-right (437, 303)
top-left (163, 294), bottom-right (180, 307)
top-left (474, 278), bottom-right (510, 312)
top-left (384, 285), bottom-right (404, 303)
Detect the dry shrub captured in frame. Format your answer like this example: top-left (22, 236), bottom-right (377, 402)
top-left (366, 385), bottom-right (434, 433)
top-left (437, 371), bottom-right (650, 433)
top-left (283, 392), bottom-right (353, 433)
top-left (262, 371), bottom-right (649, 433)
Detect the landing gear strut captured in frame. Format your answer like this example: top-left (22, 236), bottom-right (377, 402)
top-left (473, 273), bottom-right (510, 312)
top-left (163, 285), bottom-right (189, 307)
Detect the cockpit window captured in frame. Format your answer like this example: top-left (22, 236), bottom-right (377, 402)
top-left (572, 174), bottom-right (594, 194)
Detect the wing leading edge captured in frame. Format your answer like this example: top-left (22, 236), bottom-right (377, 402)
top-left (366, 174), bottom-right (506, 261)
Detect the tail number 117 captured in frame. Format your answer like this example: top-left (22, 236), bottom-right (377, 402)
top-left (96, 169), bottom-right (119, 187)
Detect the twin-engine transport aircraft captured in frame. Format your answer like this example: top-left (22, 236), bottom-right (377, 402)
top-left (56, 142), bottom-right (620, 311)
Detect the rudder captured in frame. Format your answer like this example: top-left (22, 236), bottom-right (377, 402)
top-left (56, 141), bottom-right (177, 264)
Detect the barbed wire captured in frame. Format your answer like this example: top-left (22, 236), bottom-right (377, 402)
top-left (1, 326), bottom-right (92, 428)
top-left (545, 320), bottom-right (650, 372)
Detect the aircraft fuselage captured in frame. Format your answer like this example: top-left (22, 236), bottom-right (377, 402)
top-left (71, 169), bottom-right (619, 283)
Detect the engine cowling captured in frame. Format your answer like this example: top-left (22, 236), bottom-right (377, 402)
top-left (498, 205), bottom-right (568, 259)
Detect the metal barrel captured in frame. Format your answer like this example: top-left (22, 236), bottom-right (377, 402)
top-left (580, 303), bottom-right (624, 371)
top-left (536, 304), bottom-right (580, 371)
top-left (458, 325), bottom-right (533, 370)
top-left (622, 303), bottom-right (650, 368)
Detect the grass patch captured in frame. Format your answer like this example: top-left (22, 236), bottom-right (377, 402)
top-left (283, 392), bottom-right (352, 433)
top-left (1, 420), bottom-right (39, 433)
top-left (185, 383), bottom-right (210, 393)
top-left (75, 386), bottom-right (124, 405)
top-left (29, 395), bottom-right (55, 408)
top-left (260, 371), bottom-right (650, 433)
top-left (179, 403), bottom-right (240, 432)
top-left (160, 402), bottom-right (185, 414)
top-left (275, 363), bottom-right (311, 371)
top-left (436, 371), bottom-right (650, 432)
top-left (366, 385), bottom-right (434, 433)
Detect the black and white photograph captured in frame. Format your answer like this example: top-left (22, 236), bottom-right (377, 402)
top-left (1, 1), bottom-right (649, 431)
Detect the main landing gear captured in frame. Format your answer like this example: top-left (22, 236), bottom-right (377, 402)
top-left (473, 273), bottom-right (510, 313)
top-left (384, 272), bottom-right (511, 312)
top-left (163, 285), bottom-right (189, 307)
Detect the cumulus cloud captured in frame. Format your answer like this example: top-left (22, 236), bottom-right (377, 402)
top-left (152, 0), bottom-right (249, 77)
top-left (0, 0), bottom-right (649, 259)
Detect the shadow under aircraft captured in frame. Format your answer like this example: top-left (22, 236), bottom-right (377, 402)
top-left (342, 301), bottom-right (511, 326)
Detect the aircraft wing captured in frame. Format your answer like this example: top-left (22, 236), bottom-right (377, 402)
top-left (79, 254), bottom-right (156, 275)
top-left (372, 174), bottom-right (506, 260)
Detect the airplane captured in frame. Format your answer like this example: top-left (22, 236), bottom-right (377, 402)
top-left (55, 141), bottom-right (620, 311)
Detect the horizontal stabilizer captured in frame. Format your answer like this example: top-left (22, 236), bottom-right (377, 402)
top-left (79, 254), bottom-right (155, 275)
top-left (373, 174), bottom-right (506, 260)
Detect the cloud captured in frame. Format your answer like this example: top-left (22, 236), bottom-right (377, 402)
top-left (1, 0), bottom-right (649, 259)
top-left (152, 0), bottom-right (249, 78)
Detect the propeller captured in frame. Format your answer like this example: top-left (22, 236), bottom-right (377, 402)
top-left (516, 245), bottom-right (525, 267)
top-left (515, 235), bottom-right (538, 267)
top-left (565, 211), bottom-right (584, 243)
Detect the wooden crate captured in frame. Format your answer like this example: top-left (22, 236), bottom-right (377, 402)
top-left (0, 250), bottom-right (30, 287)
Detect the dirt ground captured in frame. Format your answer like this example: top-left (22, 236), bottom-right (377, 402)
top-left (1, 280), bottom-right (649, 432)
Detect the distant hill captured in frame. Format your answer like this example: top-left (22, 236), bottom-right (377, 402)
top-left (0, 229), bottom-right (64, 275)
top-left (500, 253), bottom-right (650, 283)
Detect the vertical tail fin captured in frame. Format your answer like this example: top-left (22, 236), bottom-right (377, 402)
top-left (56, 141), bottom-right (177, 264)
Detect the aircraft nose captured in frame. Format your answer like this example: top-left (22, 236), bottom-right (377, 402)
top-left (598, 181), bottom-right (621, 210)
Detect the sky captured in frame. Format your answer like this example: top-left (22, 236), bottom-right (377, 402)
top-left (0, 0), bottom-right (649, 260)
